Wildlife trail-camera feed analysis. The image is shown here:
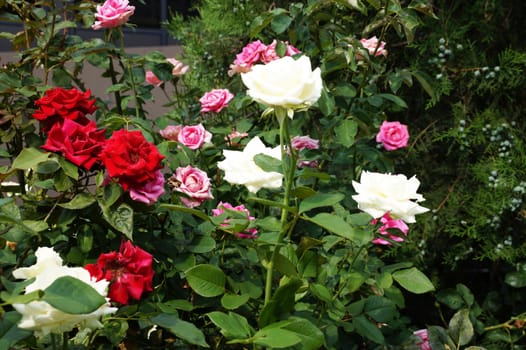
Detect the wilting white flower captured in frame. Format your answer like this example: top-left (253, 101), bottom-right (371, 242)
top-left (352, 171), bottom-right (429, 223)
top-left (12, 247), bottom-right (117, 337)
top-left (241, 55), bottom-right (322, 115)
top-left (217, 136), bottom-right (282, 193)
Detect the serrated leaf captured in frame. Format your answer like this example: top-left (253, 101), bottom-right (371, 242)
top-left (185, 264), bottom-right (226, 297)
top-left (151, 313), bottom-right (209, 348)
top-left (59, 193), bottom-right (96, 210)
top-left (335, 119), bottom-right (358, 147)
top-left (299, 192), bottom-right (344, 214)
top-left (504, 271), bottom-right (526, 288)
top-left (392, 267), bottom-right (434, 294)
top-left (207, 311), bottom-right (252, 339)
top-left (448, 309), bottom-right (474, 346)
top-left (11, 148), bottom-right (50, 171)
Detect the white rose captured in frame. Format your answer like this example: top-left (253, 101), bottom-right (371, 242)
top-left (241, 55), bottom-right (323, 113)
top-left (217, 136), bottom-right (283, 193)
top-left (351, 171), bottom-right (429, 223)
top-left (12, 247), bottom-right (117, 337)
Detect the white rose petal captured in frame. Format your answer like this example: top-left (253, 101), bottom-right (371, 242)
top-left (12, 247), bottom-right (117, 338)
top-left (351, 171), bottom-right (429, 223)
top-left (241, 56), bottom-right (322, 113)
top-left (217, 136), bottom-right (283, 193)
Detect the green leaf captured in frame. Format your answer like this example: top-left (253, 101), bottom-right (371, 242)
top-left (318, 87), bottom-right (335, 116)
top-left (271, 14), bottom-right (292, 34)
top-left (252, 327), bottom-right (302, 348)
top-left (448, 309), bottom-right (474, 346)
top-left (0, 311), bottom-right (32, 349)
top-left (0, 290), bottom-right (42, 305)
top-left (335, 119), bottom-right (358, 147)
top-left (151, 313), bottom-right (209, 348)
top-left (306, 213), bottom-right (356, 242)
top-left (299, 192), bottom-right (344, 214)
top-left (436, 289), bottom-right (465, 310)
top-left (280, 317), bottom-right (325, 350)
top-left (310, 283), bottom-right (332, 303)
top-left (353, 315), bottom-right (384, 344)
top-left (392, 267), bottom-right (435, 294)
top-left (253, 153), bottom-right (282, 173)
top-left (43, 276), bottom-right (106, 314)
top-left (455, 283), bottom-right (475, 307)
top-left (259, 278), bottom-right (303, 327)
top-left (59, 193), bottom-right (96, 210)
top-left (185, 264), bottom-right (226, 297)
top-left (207, 311), bottom-right (252, 339)
top-left (428, 326), bottom-right (456, 350)
top-left (11, 148), bottom-right (50, 170)
top-left (364, 296), bottom-right (396, 323)
top-left (102, 202), bottom-right (133, 240)
top-left (35, 159), bottom-right (60, 174)
top-left (187, 235), bottom-right (216, 253)
top-left (376, 93), bottom-right (408, 108)
top-left (505, 271), bottom-right (526, 288)
top-left (221, 293), bottom-right (250, 310)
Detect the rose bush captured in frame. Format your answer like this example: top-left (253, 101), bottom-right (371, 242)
top-left (3, 1), bottom-right (522, 349)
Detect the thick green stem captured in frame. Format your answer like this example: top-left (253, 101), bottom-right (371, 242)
top-left (264, 108), bottom-right (295, 305)
top-left (118, 28), bottom-right (141, 119)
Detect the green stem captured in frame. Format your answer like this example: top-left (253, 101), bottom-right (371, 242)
top-left (264, 108), bottom-right (295, 305)
top-left (106, 29), bottom-right (123, 115)
top-left (118, 28), bottom-right (141, 119)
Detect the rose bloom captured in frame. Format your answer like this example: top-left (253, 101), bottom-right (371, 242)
top-left (199, 88), bottom-right (234, 113)
top-left (225, 129), bottom-right (249, 147)
top-left (241, 55), bottom-right (322, 113)
top-left (159, 124), bottom-right (183, 141)
top-left (169, 165), bottom-right (214, 208)
top-left (371, 212), bottom-right (409, 245)
top-left (129, 169), bottom-right (165, 205)
top-left (33, 87), bottom-right (97, 132)
top-left (291, 135), bottom-right (319, 151)
top-left (166, 58), bottom-right (189, 76)
top-left (376, 120), bottom-right (409, 151)
top-left (12, 247), bottom-right (116, 337)
top-left (360, 36), bottom-right (387, 57)
top-left (260, 40), bottom-right (280, 64)
top-left (352, 171), bottom-right (429, 223)
top-left (177, 124), bottom-right (212, 150)
top-left (145, 70), bottom-right (162, 87)
top-left (217, 136), bottom-right (282, 193)
top-left (92, 0), bottom-right (135, 30)
top-left (233, 40), bottom-right (266, 69)
top-left (86, 240), bottom-right (154, 305)
top-left (100, 129), bottom-right (164, 191)
top-left (212, 202), bottom-right (258, 239)
top-left (41, 119), bottom-right (106, 170)
top-left (413, 329), bottom-right (431, 350)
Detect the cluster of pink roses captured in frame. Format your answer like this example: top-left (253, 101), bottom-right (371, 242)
top-left (160, 123), bottom-right (212, 150)
top-left (229, 39), bottom-right (301, 75)
top-left (359, 36), bottom-right (388, 57)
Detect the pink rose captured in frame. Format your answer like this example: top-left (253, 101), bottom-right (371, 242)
top-left (376, 121), bottom-right (409, 151)
top-left (225, 129), bottom-right (249, 147)
top-left (286, 43), bottom-right (302, 56)
top-left (145, 71), bottom-right (162, 87)
top-left (371, 212), bottom-right (409, 245)
top-left (169, 166), bottom-right (213, 208)
top-left (212, 202), bottom-right (258, 239)
top-left (233, 40), bottom-right (266, 69)
top-left (159, 125), bottom-right (183, 141)
top-left (129, 170), bottom-right (165, 205)
top-left (298, 160), bottom-right (319, 168)
top-left (260, 40), bottom-right (280, 64)
top-left (166, 58), bottom-right (189, 76)
top-left (92, 0), bottom-right (135, 30)
top-left (360, 36), bottom-right (387, 57)
top-left (413, 329), bottom-right (431, 350)
top-left (199, 89), bottom-right (234, 113)
top-left (291, 135), bottom-right (320, 151)
top-left (177, 124), bottom-right (212, 150)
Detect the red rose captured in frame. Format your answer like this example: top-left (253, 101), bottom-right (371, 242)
top-left (85, 240), bottom-right (154, 305)
top-left (99, 129), bottom-right (164, 191)
top-left (33, 87), bottom-right (97, 132)
top-left (41, 119), bottom-right (106, 170)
